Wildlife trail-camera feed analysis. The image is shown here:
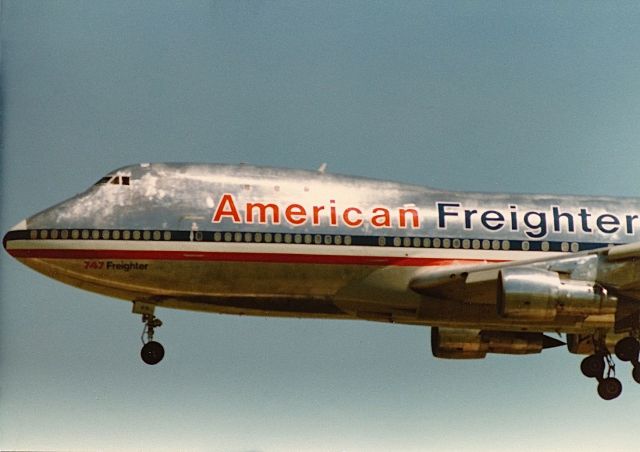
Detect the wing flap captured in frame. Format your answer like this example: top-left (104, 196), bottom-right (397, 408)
top-left (409, 264), bottom-right (501, 304)
top-left (606, 241), bottom-right (640, 261)
top-left (409, 241), bottom-right (640, 303)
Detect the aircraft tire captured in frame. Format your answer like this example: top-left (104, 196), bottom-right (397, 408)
top-left (633, 366), bottom-right (640, 384)
top-left (141, 341), bottom-right (165, 365)
top-left (597, 377), bottom-right (622, 401)
top-left (580, 354), bottom-right (605, 378)
top-left (614, 337), bottom-right (640, 362)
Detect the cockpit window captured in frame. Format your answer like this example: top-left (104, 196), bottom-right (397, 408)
top-left (95, 176), bottom-right (112, 185)
top-left (94, 175), bottom-right (132, 186)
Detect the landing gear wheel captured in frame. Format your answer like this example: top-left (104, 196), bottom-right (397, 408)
top-left (135, 305), bottom-right (165, 365)
top-left (581, 354), bottom-right (605, 378)
top-left (597, 377), bottom-right (622, 400)
top-left (141, 341), bottom-right (165, 365)
top-left (633, 366), bottom-right (640, 384)
top-left (614, 337), bottom-right (640, 362)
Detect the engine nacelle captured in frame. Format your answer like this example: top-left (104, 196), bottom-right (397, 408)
top-left (430, 327), bottom-right (561, 359)
top-left (497, 267), bottom-right (617, 320)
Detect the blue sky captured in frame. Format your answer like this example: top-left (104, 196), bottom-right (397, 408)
top-left (2, 1), bottom-right (640, 450)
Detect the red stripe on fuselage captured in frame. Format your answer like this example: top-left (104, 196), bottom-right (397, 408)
top-left (7, 248), bottom-right (498, 267)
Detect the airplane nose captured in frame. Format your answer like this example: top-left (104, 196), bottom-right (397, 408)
top-left (3, 218), bottom-right (28, 253)
top-left (10, 219), bottom-right (28, 231)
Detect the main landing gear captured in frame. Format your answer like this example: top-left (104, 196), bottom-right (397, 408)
top-left (133, 302), bottom-right (165, 365)
top-left (614, 336), bottom-right (640, 384)
top-left (580, 334), bottom-right (640, 400)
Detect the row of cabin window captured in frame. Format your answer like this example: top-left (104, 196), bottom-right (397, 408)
top-left (205, 231), bottom-right (353, 245)
top-left (30, 229), bottom-right (349, 245)
top-left (390, 236), bottom-right (579, 252)
top-left (32, 229), bottom-right (170, 241)
top-left (30, 229), bottom-right (581, 252)
top-left (208, 233), bottom-right (580, 252)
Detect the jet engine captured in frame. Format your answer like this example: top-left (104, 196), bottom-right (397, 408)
top-left (497, 267), bottom-right (617, 320)
top-left (430, 327), bottom-right (564, 359)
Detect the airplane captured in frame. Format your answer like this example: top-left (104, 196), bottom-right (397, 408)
top-left (4, 162), bottom-right (640, 400)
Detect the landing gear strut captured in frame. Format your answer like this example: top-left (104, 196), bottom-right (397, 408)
top-left (580, 332), bottom-right (640, 400)
top-left (133, 302), bottom-right (165, 365)
top-left (141, 313), bottom-right (164, 365)
top-left (580, 333), bottom-right (622, 401)
top-left (581, 352), bottom-right (622, 400)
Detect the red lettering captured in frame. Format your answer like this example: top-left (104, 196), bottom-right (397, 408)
top-left (246, 202), bottom-right (280, 224)
top-left (212, 193), bottom-right (241, 223)
top-left (371, 207), bottom-right (391, 228)
top-left (285, 204), bottom-right (307, 226)
top-left (399, 208), bottom-right (420, 228)
top-left (312, 205), bottom-right (325, 225)
top-left (343, 207), bottom-right (363, 228)
top-left (209, 195), bottom-right (422, 230)
top-left (329, 200), bottom-right (337, 226)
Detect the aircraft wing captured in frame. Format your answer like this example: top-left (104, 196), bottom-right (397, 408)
top-left (409, 242), bottom-right (640, 308)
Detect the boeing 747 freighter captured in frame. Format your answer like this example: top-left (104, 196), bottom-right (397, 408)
top-left (5, 163), bottom-right (640, 400)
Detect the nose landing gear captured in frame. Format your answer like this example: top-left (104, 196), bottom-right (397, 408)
top-left (133, 302), bottom-right (165, 365)
top-left (141, 314), bottom-right (164, 365)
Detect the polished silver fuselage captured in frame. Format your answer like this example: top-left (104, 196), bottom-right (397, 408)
top-left (6, 163), bottom-right (640, 334)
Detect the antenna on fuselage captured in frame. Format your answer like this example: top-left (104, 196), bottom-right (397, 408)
top-left (317, 163), bottom-right (327, 174)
